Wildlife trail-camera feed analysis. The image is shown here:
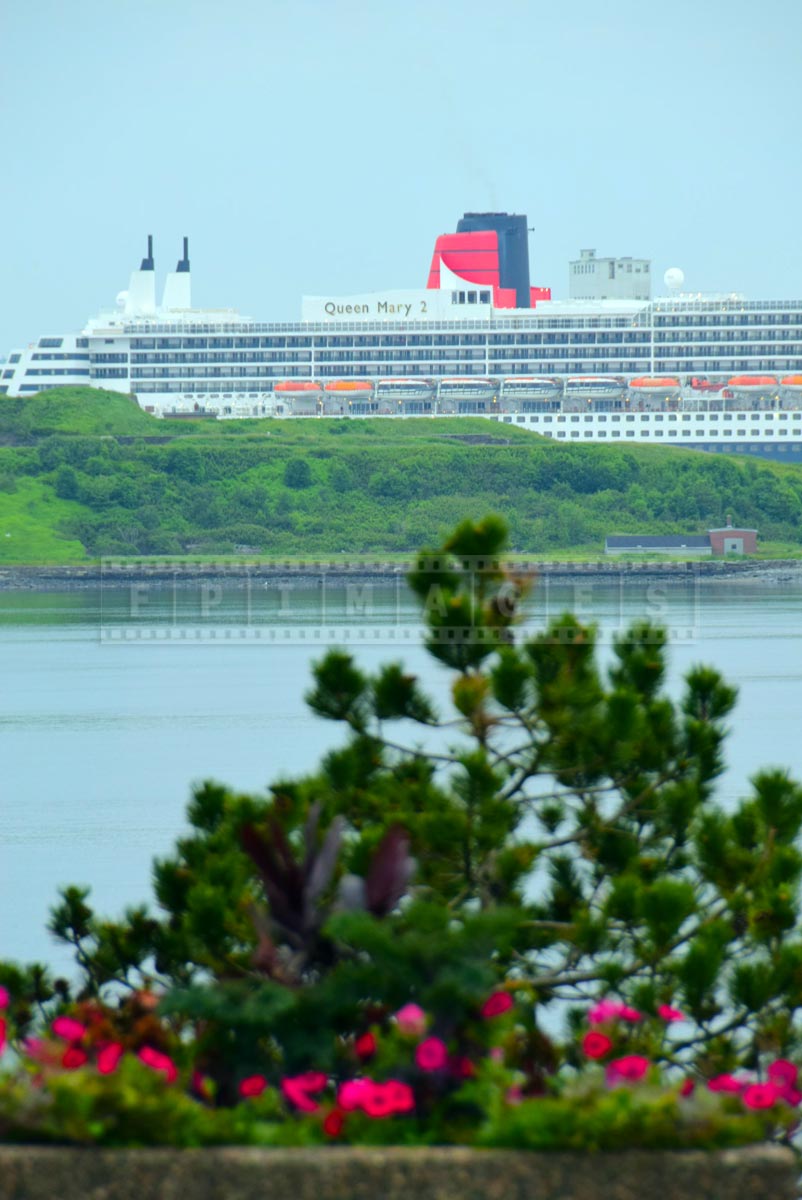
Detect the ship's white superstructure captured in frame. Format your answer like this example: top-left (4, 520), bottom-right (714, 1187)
top-left (2, 227), bottom-right (802, 460)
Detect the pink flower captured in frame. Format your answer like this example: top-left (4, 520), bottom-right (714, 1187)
top-left (52, 1016), bottom-right (87, 1043)
top-left (768, 1059), bottom-right (798, 1089)
top-left (779, 1085), bottom-right (802, 1107)
top-left (137, 1045), bottom-right (178, 1084)
top-left (415, 1036), bottom-right (448, 1072)
top-left (0, 1017), bottom-right (6, 1057)
top-left (582, 1031), bottom-right (613, 1060)
top-left (707, 1073), bottom-right (747, 1094)
top-left (679, 1078), bottom-right (695, 1097)
top-left (506, 1085), bottom-right (524, 1105)
top-left (0, 987), bottom-right (9, 1010)
top-left (96, 1042), bottom-right (124, 1075)
top-left (742, 1082), bottom-right (782, 1110)
top-left (362, 1080), bottom-right (415, 1118)
top-left (337, 1078), bottom-right (414, 1117)
top-left (337, 1078), bottom-right (372, 1111)
top-left (658, 1004), bottom-right (685, 1023)
top-left (588, 1000), bottom-right (641, 1026)
top-left (281, 1071), bottom-right (328, 1113)
top-left (395, 1003), bottom-right (427, 1038)
top-left (385, 1080), bottom-right (415, 1113)
top-left (606, 1055), bottom-right (650, 1084)
top-left (481, 991), bottom-right (514, 1019)
top-left (62, 1046), bottom-right (88, 1070)
top-left (239, 1074), bottom-right (268, 1098)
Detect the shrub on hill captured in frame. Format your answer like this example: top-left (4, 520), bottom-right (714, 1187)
top-left (2, 390), bottom-right (802, 558)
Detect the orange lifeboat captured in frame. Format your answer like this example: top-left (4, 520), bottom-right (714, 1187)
top-left (323, 380), bottom-right (374, 392)
top-left (273, 380), bottom-right (322, 393)
top-left (780, 375), bottom-right (802, 390)
top-left (629, 376), bottom-right (681, 390)
top-left (727, 375), bottom-right (778, 391)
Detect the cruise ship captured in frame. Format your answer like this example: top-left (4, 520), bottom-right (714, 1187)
top-left (2, 216), bottom-right (802, 460)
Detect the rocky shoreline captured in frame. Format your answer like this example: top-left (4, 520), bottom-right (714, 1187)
top-left (1, 558), bottom-right (801, 592)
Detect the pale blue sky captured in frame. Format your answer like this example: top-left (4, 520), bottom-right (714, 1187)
top-left (1, 0), bottom-right (801, 351)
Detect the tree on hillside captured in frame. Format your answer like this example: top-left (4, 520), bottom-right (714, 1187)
top-left (283, 458), bottom-right (313, 489)
top-left (8, 516), bottom-right (802, 1094)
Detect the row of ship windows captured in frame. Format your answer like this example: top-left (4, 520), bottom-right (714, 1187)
top-left (126, 347), bottom-right (802, 368)
top-left (31, 352), bottom-right (90, 361)
top-left (22, 368), bottom-right (90, 377)
top-left (529, 413), bottom-right (800, 423)
top-left (530, 430), bottom-right (802, 439)
top-left (124, 333), bottom-right (802, 353)
top-left (655, 314), bottom-right (801, 327)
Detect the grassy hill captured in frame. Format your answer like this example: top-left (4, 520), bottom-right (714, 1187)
top-left (1, 388), bottom-right (802, 564)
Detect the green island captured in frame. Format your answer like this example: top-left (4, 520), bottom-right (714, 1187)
top-left (1, 387), bottom-right (802, 564)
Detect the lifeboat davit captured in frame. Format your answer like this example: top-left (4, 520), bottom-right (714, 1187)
top-left (780, 375), bottom-right (802, 391)
top-left (726, 375), bottom-right (778, 392)
top-left (690, 377), bottom-right (726, 392)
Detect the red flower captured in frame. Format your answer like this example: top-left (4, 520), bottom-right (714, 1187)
top-left (137, 1045), bottom-right (178, 1084)
top-left (679, 1078), bottom-right (695, 1097)
top-left (481, 991), bottom-right (514, 1020)
top-left (52, 1016), bottom-right (87, 1043)
top-left (281, 1072), bottom-right (327, 1113)
top-left (0, 987), bottom-right (9, 1010)
top-left (97, 1042), bottom-right (124, 1075)
top-left (191, 1070), bottom-right (214, 1101)
top-left (239, 1074), bottom-right (268, 1099)
top-left (62, 1046), bottom-right (88, 1070)
top-left (451, 1055), bottom-right (476, 1079)
top-left (354, 1032), bottom-right (377, 1060)
top-left (742, 1083), bottom-right (781, 1110)
top-left (0, 1017), bottom-right (6, 1057)
top-left (582, 1031), bottom-right (613, 1060)
top-left (606, 1055), bottom-right (650, 1083)
top-left (707, 1073), bottom-right (747, 1094)
top-left (779, 1085), bottom-right (802, 1107)
top-left (323, 1109), bottom-right (345, 1138)
top-left (768, 1059), bottom-right (798, 1089)
top-left (415, 1037), bottom-right (448, 1072)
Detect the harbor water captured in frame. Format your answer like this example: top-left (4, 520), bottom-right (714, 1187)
top-left (2, 575), bottom-right (802, 974)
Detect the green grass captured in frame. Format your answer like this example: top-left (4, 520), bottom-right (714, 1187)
top-left (0, 478), bottom-right (90, 563)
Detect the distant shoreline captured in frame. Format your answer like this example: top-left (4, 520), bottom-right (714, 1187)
top-left (1, 559), bottom-right (801, 592)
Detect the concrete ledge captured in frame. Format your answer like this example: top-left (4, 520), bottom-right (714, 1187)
top-left (0, 1145), bottom-right (796, 1200)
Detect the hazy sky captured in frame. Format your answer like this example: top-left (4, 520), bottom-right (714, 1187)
top-left (1, 0), bottom-right (801, 350)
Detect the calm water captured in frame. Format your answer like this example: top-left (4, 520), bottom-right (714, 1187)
top-left (2, 577), bottom-right (802, 973)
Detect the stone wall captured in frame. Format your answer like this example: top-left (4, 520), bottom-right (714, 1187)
top-left (0, 1145), bottom-right (796, 1200)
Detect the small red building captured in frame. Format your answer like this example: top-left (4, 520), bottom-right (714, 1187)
top-left (708, 520), bottom-right (758, 556)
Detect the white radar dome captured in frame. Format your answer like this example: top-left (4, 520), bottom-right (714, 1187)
top-left (116, 290), bottom-right (129, 308)
top-left (664, 268), bottom-right (685, 291)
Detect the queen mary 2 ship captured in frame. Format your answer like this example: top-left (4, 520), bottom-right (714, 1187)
top-left (2, 216), bottom-right (802, 459)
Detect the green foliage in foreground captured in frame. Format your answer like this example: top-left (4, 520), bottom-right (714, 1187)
top-left (3, 515), bottom-right (802, 1150)
top-left (1, 388), bottom-right (802, 561)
